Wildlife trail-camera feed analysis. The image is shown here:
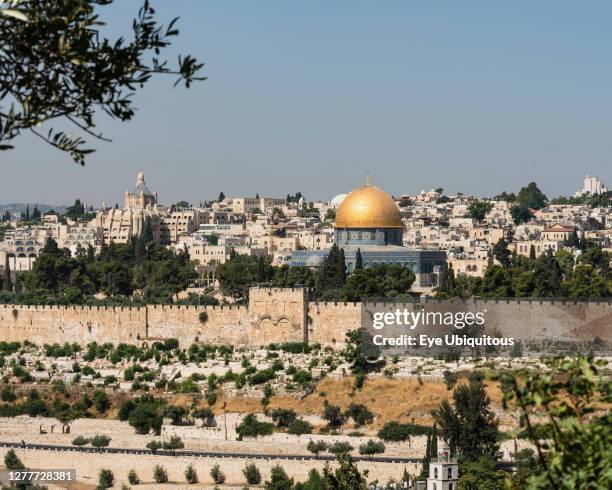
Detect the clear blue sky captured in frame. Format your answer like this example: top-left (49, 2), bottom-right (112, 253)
top-left (1, 1), bottom-right (611, 207)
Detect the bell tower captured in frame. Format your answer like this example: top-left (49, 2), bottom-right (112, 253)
top-left (427, 445), bottom-right (459, 490)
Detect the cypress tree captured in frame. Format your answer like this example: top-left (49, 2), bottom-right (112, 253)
top-left (401, 467), bottom-right (411, 487)
top-left (441, 265), bottom-right (456, 296)
top-left (315, 244), bottom-right (346, 298)
top-left (3, 256), bottom-right (12, 292)
top-left (430, 424), bottom-right (438, 459)
top-left (338, 248), bottom-right (346, 283)
top-left (421, 430), bottom-right (432, 478)
top-left (25, 204), bottom-right (30, 221)
top-left (355, 248), bottom-right (363, 270)
top-left (529, 244), bottom-right (536, 260)
top-left (257, 256), bottom-right (265, 282)
top-left (143, 218), bottom-right (154, 243)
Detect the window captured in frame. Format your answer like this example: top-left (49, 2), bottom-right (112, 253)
top-left (434, 467), bottom-right (438, 479)
top-left (449, 484), bottom-right (453, 490)
top-left (448, 467), bottom-right (453, 478)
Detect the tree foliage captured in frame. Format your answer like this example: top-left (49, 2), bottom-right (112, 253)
top-left (498, 357), bottom-right (612, 489)
top-left (1, 236), bottom-right (197, 305)
top-left (321, 454), bottom-right (368, 490)
top-left (466, 202), bottom-right (493, 222)
top-left (0, 0), bottom-right (204, 164)
top-left (441, 247), bottom-right (612, 299)
top-left (341, 263), bottom-right (415, 301)
top-left (432, 380), bottom-right (499, 462)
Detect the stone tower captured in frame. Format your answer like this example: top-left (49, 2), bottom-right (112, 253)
top-left (427, 445), bottom-right (459, 490)
top-left (125, 171), bottom-right (158, 209)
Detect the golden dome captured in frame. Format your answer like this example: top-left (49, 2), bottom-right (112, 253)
top-left (335, 182), bottom-right (403, 229)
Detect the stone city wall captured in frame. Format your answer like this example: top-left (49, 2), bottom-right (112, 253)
top-left (0, 290), bottom-right (610, 347)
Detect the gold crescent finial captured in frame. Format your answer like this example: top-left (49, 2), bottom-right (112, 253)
top-left (366, 173), bottom-right (371, 187)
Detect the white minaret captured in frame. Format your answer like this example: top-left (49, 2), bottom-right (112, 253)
top-left (427, 444), bottom-right (459, 490)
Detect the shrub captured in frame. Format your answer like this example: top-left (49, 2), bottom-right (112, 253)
top-left (265, 465), bottom-right (294, 488)
top-left (510, 341), bottom-right (523, 358)
top-left (307, 440), bottom-right (328, 457)
top-left (210, 464), bottom-right (225, 484)
top-left (271, 408), bottom-right (297, 428)
top-left (162, 435), bottom-right (184, 452)
top-left (198, 311), bottom-right (208, 324)
top-left (206, 391), bottom-right (217, 406)
top-left (128, 399), bottom-right (163, 435)
top-left (1, 386), bottom-right (16, 402)
top-left (185, 464), bottom-right (198, 484)
top-left (71, 435), bottom-right (90, 446)
top-left (153, 465), bottom-right (168, 483)
top-left (443, 370), bottom-right (459, 390)
top-left (279, 342), bottom-right (310, 353)
top-left (292, 369), bottom-right (313, 386)
top-left (98, 469), bottom-right (114, 489)
top-left (4, 450), bottom-right (24, 470)
top-left (92, 390), bottom-right (110, 413)
top-left (118, 399), bottom-right (136, 421)
top-left (236, 413), bottom-right (274, 439)
top-left (127, 469), bottom-right (140, 485)
top-left (287, 418), bottom-right (313, 435)
top-left (192, 407), bottom-right (215, 427)
top-left (345, 403), bottom-right (374, 426)
top-left (377, 421), bottom-right (429, 441)
top-left (91, 434), bottom-right (111, 450)
top-left (328, 441), bottom-right (353, 455)
top-left (243, 463), bottom-right (262, 485)
top-left (323, 401), bottom-right (346, 428)
top-left (248, 368), bottom-right (276, 385)
top-left (164, 405), bottom-right (187, 425)
top-left (359, 439), bottom-right (385, 458)
top-left (146, 440), bottom-right (162, 453)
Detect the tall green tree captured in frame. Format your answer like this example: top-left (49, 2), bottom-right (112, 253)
top-left (341, 263), bottom-right (415, 301)
top-left (321, 454), bottom-right (368, 490)
top-left (3, 255), bottom-right (11, 292)
top-left (354, 248), bottom-right (363, 270)
top-left (510, 205), bottom-right (533, 224)
top-left (492, 238), bottom-right (511, 267)
top-left (516, 182), bottom-right (548, 210)
top-left (466, 202), bottom-right (493, 222)
top-left (0, 0), bottom-right (204, 164)
top-left (432, 381), bottom-right (499, 462)
top-left (315, 244), bottom-right (346, 299)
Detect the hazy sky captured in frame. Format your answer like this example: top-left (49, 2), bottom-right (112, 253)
top-left (1, 1), bottom-right (611, 207)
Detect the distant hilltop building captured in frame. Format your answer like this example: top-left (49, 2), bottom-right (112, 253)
top-left (574, 175), bottom-right (608, 197)
top-left (125, 171), bottom-right (158, 209)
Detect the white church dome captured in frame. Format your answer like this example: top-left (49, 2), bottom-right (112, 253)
top-left (329, 193), bottom-right (348, 209)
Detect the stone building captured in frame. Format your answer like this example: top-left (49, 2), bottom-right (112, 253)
top-left (575, 175), bottom-right (608, 197)
top-left (125, 171), bottom-right (157, 209)
top-left (291, 178), bottom-right (446, 291)
top-left (426, 446), bottom-right (459, 490)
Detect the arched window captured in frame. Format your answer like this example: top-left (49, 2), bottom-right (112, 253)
top-left (449, 484), bottom-right (453, 490)
top-left (432, 484), bottom-right (437, 490)
top-left (448, 467), bottom-right (453, 478)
